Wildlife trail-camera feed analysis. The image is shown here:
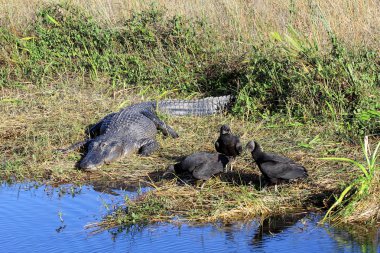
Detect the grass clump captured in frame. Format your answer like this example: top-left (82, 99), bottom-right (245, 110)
top-left (321, 137), bottom-right (380, 224)
top-left (1, 3), bottom-right (219, 92)
top-left (231, 31), bottom-right (379, 138)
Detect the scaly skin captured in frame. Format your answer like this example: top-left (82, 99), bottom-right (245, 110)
top-left (61, 96), bottom-right (233, 170)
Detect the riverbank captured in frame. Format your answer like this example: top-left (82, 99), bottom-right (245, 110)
top-left (2, 83), bottom-right (377, 226)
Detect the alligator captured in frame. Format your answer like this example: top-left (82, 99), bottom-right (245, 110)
top-left (60, 96), bottom-right (233, 171)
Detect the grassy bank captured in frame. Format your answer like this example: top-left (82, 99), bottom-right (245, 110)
top-left (1, 4), bottom-right (379, 138)
top-left (0, 2), bottom-right (379, 227)
top-left (0, 81), bottom-right (375, 228)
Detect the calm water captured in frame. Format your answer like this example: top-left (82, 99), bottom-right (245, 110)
top-left (0, 182), bottom-right (378, 253)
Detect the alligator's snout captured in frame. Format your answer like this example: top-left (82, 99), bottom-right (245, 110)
top-left (79, 153), bottom-right (104, 171)
top-left (79, 160), bottom-right (99, 171)
top-left (79, 139), bottom-right (124, 171)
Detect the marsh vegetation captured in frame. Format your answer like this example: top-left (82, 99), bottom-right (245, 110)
top-left (0, 0), bottom-right (379, 228)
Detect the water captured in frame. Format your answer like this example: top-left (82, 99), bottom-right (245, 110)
top-left (0, 182), bottom-right (378, 253)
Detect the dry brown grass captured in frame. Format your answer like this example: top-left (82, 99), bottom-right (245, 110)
top-left (1, 0), bottom-right (379, 50)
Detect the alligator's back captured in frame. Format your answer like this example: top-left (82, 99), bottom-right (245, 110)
top-left (99, 102), bottom-right (157, 138)
top-left (98, 95), bottom-right (233, 135)
top-left (157, 95), bottom-right (233, 116)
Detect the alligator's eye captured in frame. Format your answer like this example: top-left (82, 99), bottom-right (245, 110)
top-left (110, 141), bottom-right (119, 147)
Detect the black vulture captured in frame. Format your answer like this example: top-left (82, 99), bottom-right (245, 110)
top-left (215, 125), bottom-right (243, 158)
top-left (246, 141), bottom-right (308, 186)
top-left (166, 152), bottom-right (230, 181)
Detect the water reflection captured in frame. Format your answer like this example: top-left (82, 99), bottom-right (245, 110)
top-left (250, 212), bottom-right (308, 247)
top-left (90, 179), bottom-right (151, 196)
top-left (0, 182), bottom-right (378, 253)
top-left (325, 223), bottom-right (380, 253)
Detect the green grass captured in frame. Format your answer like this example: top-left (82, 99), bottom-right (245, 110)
top-left (321, 137), bottom-right (380, 223)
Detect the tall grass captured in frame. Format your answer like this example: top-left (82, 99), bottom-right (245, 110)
top-left (321, 137), bottom-right (380, 223)
top-left (1, 0), bottom-right (379, 51)
top-left (0, 3), bottom-right (379, 139)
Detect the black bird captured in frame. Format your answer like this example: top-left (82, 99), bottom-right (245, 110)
top-left (246, 141), bottom-right (308, 187)
top-left (165, 152), bottom-right (230, 181)
top-left (215, 125), bottom-right (243, 158)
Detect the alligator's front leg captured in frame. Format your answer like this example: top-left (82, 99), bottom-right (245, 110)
top-left (136, 138), bottom-right (160, 156)
top-left (141, 110), bottom-right (179, 138)
top-left (59, 112), bottom-right (116, 153)
top-left (57, 140), bottom-right (89, 154)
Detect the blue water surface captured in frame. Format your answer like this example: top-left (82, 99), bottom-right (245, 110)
top-left (0, 182), bottom-right (378, 253)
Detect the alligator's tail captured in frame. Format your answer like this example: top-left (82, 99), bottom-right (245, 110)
top-left (157, 95), bottom-right (234, 116)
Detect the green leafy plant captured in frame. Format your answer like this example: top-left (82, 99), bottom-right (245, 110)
top-left (320, 136), bottom-right (380, 222)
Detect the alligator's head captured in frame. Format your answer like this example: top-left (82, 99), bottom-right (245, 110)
top-left (79, 139), bottom-right (125, 171)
